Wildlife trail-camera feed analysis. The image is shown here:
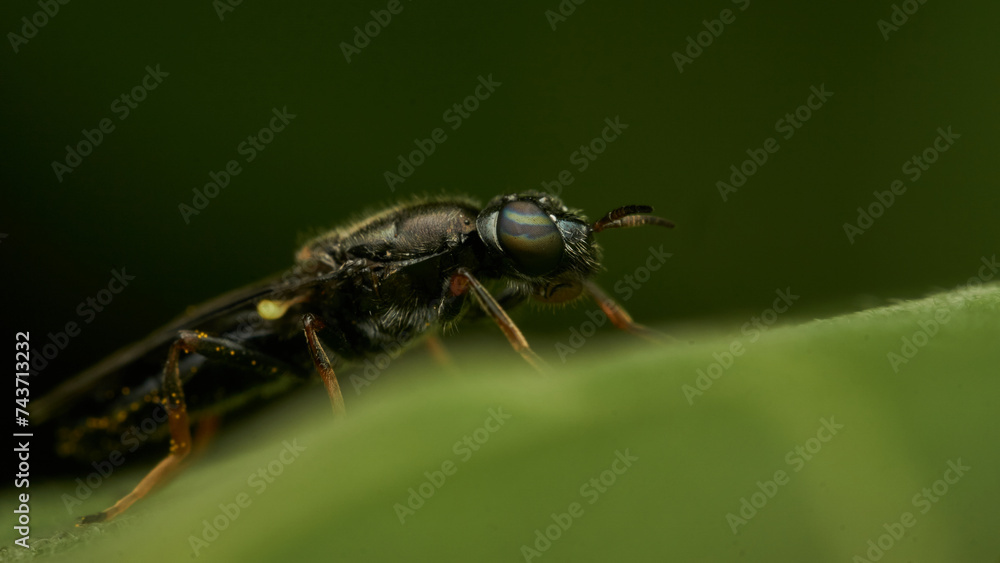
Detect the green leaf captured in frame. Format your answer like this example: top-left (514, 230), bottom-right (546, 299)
top-left (10, 284), bottom-right (1000, 562)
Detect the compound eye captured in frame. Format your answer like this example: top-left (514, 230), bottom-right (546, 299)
top-left (498, 201), bottom-right (564, 276)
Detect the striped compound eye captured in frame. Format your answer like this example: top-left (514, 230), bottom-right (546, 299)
top-left (497, 200), bottom-right (564, 276)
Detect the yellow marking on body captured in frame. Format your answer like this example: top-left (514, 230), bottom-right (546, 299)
top-left (122, 387), bottom-right (131, 396)
top-left (257, 295), bottom-right (308, 320)
top-left (130, 402), bottom-right (140, 412)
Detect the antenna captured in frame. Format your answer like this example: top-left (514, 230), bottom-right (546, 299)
top-left (592, 205), bottom-right (675, 233)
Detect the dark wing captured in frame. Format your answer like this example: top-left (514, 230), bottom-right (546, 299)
top-left (33, 269), bottom-right (332, 424)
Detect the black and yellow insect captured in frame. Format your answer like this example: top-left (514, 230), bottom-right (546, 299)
top-left (35, 191), bottom-right (673, 524)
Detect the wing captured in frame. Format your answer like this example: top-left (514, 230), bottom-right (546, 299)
top-left (33, 268), bottom-right (333, 424)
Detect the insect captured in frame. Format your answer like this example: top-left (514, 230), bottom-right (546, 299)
top-left (34, 190), bottom-right (673, 524)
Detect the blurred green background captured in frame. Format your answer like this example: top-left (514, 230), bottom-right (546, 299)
top-left (4, 0), bottom-right (998, 355)
top-left (2, 0), bottom-right (998, 561)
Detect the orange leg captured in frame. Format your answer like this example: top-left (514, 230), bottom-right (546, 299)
top-left (78, 338), bottom-right (193, 524)
top-left (583, 280), bottom-right (671, 343)
top-left (191, 414), bottom-right (221, 458)
top-left (455, 268), bottom-right (549, 374)
top-left (78, 331), bottom-right (300, 524)
top-left (425, 333), bottom-right (459, 373)
top-left (302, 313), bottom-right (347, 416)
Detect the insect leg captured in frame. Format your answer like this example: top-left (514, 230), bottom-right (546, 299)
top-left (582, 280), bottom-right (669, 342)
top-left (78, 331), bottom-right (300, 524)
top-left (301, 313), bottom-right (346, 417)
top-left (461, 286), bottom-right (526, 321)
top-left (192, 414), bottom-right (221, 458)
top-left (424, 334), bottom-right (456, 369)
top-left (454, 268), bottom-right (549, 373)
